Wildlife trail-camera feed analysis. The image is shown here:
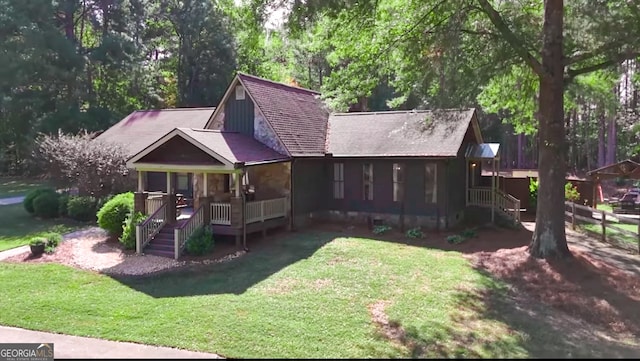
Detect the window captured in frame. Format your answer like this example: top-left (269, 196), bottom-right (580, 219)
top-left (425, 163), bottom-right (437, 203)
top-left (393, 163), bottom-right (404, 202)
top-left (235, 85), bottom-right (245, 100)
top-left (333, 163), bottom-right (344, 199)
top-left (176, 173), bottom-right (189, 191)
top-left (363, 163), bottom-right (374, 200)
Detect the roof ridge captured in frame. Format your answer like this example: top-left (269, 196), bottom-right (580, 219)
top-left (135, 107), bottom-right (216, 112)
top-left (237, 72), bottom-right (321, 95)
top-left (331, 108), bottom-right (474, 116)
top-left (180, 128), bottom-right (239, 134)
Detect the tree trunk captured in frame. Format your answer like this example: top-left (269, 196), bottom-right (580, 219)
top-left (607, 116), bottom-right (617, 165)
top-left (598, 108), bottom-right (606, 167)
top-left (529, 0), bottom-right (571, 259)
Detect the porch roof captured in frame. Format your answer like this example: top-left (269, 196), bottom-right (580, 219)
top-left (127, 128), bottom-right (291, 170)
top-left (465, 143), bottom-right (500, 160)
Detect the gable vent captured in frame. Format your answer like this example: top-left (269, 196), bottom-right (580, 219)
top-left (235, 85), bottom-right (245, 100)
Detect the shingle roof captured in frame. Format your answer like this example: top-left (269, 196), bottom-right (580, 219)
top-left (94, 108), bottom-right (215, 158)
top-left (238, 73), bottom-right (329, 156)
top-left (326, 109), bottom-right (477, 157)
top-left (178, 128), bottom-right (290, 166)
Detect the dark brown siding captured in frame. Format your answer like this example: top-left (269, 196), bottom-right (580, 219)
top-left (224, 90), bottom-right (255, 136)
top-left (292, 158), bottom-right (330, 227)
top-left (327, 158), bottom-right (450, 217)
top-left (138, 136), bottom-right (223, 165)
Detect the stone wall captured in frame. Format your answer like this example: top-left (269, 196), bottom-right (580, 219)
top-left (247, 162), bottom-right (291, 200)
top-left (193, 173), bottom-right (230, 209)
top-left (209, 104), bottom-right (224, 130)
top-left (254, 112), bottom-right (288, 155)
top-left (306, 209), bottom-right (461, 231)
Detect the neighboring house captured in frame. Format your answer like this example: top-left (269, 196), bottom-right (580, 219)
top-left (100, 73), bottom-right (519, 259)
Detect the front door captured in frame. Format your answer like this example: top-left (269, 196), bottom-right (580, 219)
top-left (175, 173), bottom-right (193, 198)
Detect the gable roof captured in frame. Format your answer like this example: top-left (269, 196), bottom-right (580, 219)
top-left (128, 128), bottom-right (290, 169)
top-left (326, 109), bottom-right (479, 157)
top-left (95, 107), bottom-right (215, 158)
top-left (207, 73), bottom-right (329, 157)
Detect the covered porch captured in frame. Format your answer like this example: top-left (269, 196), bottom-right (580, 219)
top-left (465, 143), bottom-right (521, 223)
top-left (126, 127), bottom-right (291, 259)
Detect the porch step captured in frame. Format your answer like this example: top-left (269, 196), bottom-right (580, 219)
top-left (143, 224), bottom-right (177, 258)
top-left (145, 248), bottom-right (175, 258)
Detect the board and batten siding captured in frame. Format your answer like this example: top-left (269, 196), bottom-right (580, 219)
top-left (223, 85), bottom-right (255, 136)
top-left (326, 158), bottom-right (449, 217)
top-left (292, 158), bottom-right (330, 228)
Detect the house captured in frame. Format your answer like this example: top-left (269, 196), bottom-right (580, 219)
top-left (99, 73), bottom-right (520, 259)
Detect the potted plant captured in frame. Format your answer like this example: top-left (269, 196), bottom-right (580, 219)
top-left (29, 237), bottom-right (46, 256)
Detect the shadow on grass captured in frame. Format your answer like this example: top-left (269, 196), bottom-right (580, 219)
top-left (368, 275), bottom-right (640, 358)
top-left (112, 230), bottom-right (337, 297)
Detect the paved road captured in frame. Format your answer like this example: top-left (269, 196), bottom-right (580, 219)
top-left (0, 196), bottom-right (24, 206)
top-left (0, 326), bottom-right (222, 359)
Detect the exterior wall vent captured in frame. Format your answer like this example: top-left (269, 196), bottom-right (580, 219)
top-left (235, 85), bottom-right (245, 100)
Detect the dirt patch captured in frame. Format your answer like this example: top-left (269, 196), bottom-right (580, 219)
top-left (368, 300), bottom-right (409, 347)
top-left (2, 227), bottom-right (246, 276)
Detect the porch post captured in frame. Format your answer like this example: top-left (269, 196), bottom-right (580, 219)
top-left (491, 159), bottom-right (496, 223)
top-left (234, 172), bottom-right (241, 197)
top-left (137, 171), bottom-right (145, 192)
top-left (465, 159), bottom-right (469, 206)
top-left (203, 172), bottom-right (208, 196)
top-left (166, 172), bottom-right (173, 194)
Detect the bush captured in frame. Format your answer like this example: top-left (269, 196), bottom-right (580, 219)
top-left (529, 178), bottom-right (539, 211)
top-left (33, 131), bottom-right (135, 198)
top-left (32, 192), bottom-right (60, 219)
top-left (97, 192), bottom-right (134, 236)
top-left (372, 225), bottom-right (392, 235)
top-left (24, 188), bottom-right (57, 214)
top-left (119, 211), bottom-right (146, 250)
top-left (67, 196), bottom-right (98, 222)
top-left (29, 237), bottom-right (46, 246)
top-left (43, 232), bottom-right (62, 253)
top-left (185, 226), bottom-right (214, 256)
top-left (406, 227), bottom-right (424, 239)
top-left (565, 182), bottom-right (580, 202)
top-left (58, 194), bottom-right (70, 217)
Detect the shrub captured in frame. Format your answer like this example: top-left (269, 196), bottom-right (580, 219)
top-left (67, 196), bottom-right (97, 222)
top-left (446, 235), bottom-right (466, 244)
top-left (24, 188), bottom-right (56, 214)
top-left (372, 225), bottom-right (392, 235)
top-left (58, 194), bottom-right (70, 217)
top-left (29, 237), bottom-right (46, 246)
top-left (119, 211), bottom-right (146, 250)
top-left (529, 178), bottom-right (539, 211)
top-left (32, 131), bottom-right (135, 197)
top-left (565, 182), bottom-right (580, 202)
top-left (33, 192), bottom-right (60, 219)
top-left (460, 228), bottom-right (478, 239)
top-left (43, 232), bottom-right (62, 253)
top-left (185, 226), bottom-right (214, 256)
top-left (97, 192), bottom-right (134, 236)
top-left (406, 227), bottom-right (425, 239)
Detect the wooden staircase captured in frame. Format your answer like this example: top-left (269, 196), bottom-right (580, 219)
top-left (144, 224), bottom-right (176, 258)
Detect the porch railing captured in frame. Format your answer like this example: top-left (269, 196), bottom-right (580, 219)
top-left (174, 205), bottom-right (204, 259)
top-left (136, 202), bottom-right (168, 254)
top-left (467, 187), bottom-right (521, 222)
top-left (211, 203), bottom-right (231, 225)
top-left (146, 196), bottom-right (164, 215)
top-left (246, 198), bottom-right (287, 224)
top-left (209, 197), bottom-right (288, 225)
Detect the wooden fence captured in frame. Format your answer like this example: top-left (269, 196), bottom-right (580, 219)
top-left (565, 201), bottom-right (640, 253)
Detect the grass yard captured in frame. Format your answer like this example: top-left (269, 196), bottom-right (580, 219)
top-left (0, 228), bottom-right (629, 358)
top-left (0, 204), bottom-right (84, 251)
top-left (0, 177), bottom-right (49, 198)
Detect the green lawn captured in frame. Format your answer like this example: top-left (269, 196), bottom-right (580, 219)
top-left (0, 177), bottom-right (49, 198)
top-left (0, 231), bottom-right (619, 358)
top-left (0, 204), bottom-right (85, 251)
top-left (596, 204), bottom-right (614, 213)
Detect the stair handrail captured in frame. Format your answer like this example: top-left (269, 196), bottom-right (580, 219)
top-left (136, 202), bottom-right (168, 254)
top-left (173, 205), bottom-right (205, 259)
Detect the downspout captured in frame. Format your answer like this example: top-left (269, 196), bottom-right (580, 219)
top-left (444, 159), bottom-right (449, 229)
top-left (242, 168), bottom-right (248, 252)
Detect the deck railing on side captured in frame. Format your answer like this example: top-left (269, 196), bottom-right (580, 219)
top-left (174, 205), bottom-right (204, 259)
top-left (136, 202), bottom-right (168, 254)
top-left (468, 187), bottom-right (520, 223)
top-left (246, 197), bottom-right (287, 224)
top-left (211, 203), bottom-right (231, 225)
